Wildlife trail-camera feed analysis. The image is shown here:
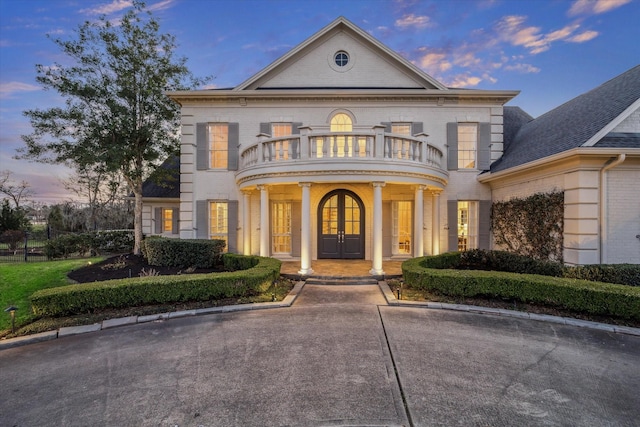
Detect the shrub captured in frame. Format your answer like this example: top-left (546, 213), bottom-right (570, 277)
top-left (142, 237), bottom-right (226, 268)
top-left (458, 249), bottom-right (565, 277)
top-left (402, 257), bottom-right (640, 320)
top-left (492, 192), bottom-right (564, 262)
top-left (30, 255), bottom-right (282, 317)
top-left (565, 264), bottom-right (640, 287)
top-left (418, 250), bottom-right (637, 287)
top-left (0, 230), bottom-right (25, 252)
top-left (45, 230), bottom-right (134, 259)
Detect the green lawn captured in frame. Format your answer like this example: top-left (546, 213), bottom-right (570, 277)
top-left (0, 258), bottom-right (103, 333)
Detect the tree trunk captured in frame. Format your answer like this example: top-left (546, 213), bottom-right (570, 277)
top-left (132, 185), bottom-right (144, 256)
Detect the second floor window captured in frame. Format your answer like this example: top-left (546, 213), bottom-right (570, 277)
top-left (209, 123), bottom-right (228, 169)
top-left (458, 123), bottom-right (477, 169)
top-left (391, 123), bottom-right (411, 136)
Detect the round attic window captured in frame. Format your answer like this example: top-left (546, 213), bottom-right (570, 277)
top-left (334, 51), bottom-right (349, 67)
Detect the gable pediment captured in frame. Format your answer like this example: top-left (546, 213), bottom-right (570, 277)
top-left (236, 17), bottom-right (446, 91)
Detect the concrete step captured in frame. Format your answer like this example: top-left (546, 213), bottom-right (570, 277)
top-left (305, 277), bottom-right (379, 286)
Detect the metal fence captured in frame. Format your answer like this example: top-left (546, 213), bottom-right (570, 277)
top-left (0, 232), bottom-right (48, 263)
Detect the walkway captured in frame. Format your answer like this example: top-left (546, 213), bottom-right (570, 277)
top-left (1, 283), bottom-right (639, 426)
top-left (280, 259), bottom-right (404, 278)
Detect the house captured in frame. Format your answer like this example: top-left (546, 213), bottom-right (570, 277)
top-left (142, 17), bottom-right (639, 271)
top-left (480, 65), bottom-right (640, 265)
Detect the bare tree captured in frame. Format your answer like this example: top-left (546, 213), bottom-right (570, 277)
top-left (0, 170), bottom-right (34, 209)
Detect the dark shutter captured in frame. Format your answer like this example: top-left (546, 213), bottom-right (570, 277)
top-left (154, 207), bottom-right (162, 234)
top-left (196, 123), bottom-right (208, 170)
top-left (478, 200), bottom-right (491, 250)
top-left (291, 122), bottom-right (302, 159)
top-left (172, 208), bottom-right (179, 234)
top-left (446, 122), bottom-right (458, 171)
top-left (291, 201), bottom-right (301, 257)
top-left (227, 200), bottom-right (238, 253)
top-left (196, 200), bottom-right (208, 239)
top-left (411, 122), bottom-right (423, 135)
top-left (381, 122), bottom-right (392, 132)
top-left (382, 201), bottom-right (392, 257)
top-left (477, 122), bottom-right (492, 171)
top-left (447, 200), bottom-right (458, 252)
top-left (227, 123), bottom-right (239, 171)
top-left (260, 122), bottom-right (271, 135)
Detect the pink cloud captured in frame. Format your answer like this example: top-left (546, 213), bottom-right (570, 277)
top-left (395, 14), bottom-right (433, 29)
top-left (568, 0), bottom-right (632, 16)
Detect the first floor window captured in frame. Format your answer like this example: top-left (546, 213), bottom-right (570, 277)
top-left (162, 208), bottom-right (173, 233)
top-left (457, 201), bottom-right (478, 251)
top-left (210, 202), bottom-right (228, 250)
top-left (393, 201), bottom-right (412, 255)
top-left (272, 202), bottom-right (292, 254)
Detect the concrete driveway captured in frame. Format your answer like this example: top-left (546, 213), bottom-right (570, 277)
top-left (1, 283), bottom-right (639, 426)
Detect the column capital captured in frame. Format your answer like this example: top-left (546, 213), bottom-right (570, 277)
top-left (414, 185), bottom-right (428, 191)
top-left (257, 184), bottom-right (268, 191)
top-left (429, 189), bottom-right (443, 196)
top-left (241, 189), bottom-right (253, 196)
top-left (298, 182), bottom-right (313, 188)
top-left (371, 181), bottom-right (386, 188)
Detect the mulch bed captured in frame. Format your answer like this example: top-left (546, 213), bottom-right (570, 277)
top-left (67, 254), bottom-right (223, 283)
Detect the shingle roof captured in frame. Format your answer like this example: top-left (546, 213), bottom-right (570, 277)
top-left (594, 132), bottom-right (640, 148)
top-left (141, 155), bottom-right (180, 198)
top-left (492, 65), bottom-right (640, 173)
top-left (502, 106), bottom-right (534, 151)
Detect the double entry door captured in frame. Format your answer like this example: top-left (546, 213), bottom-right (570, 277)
top-left (318, 190), bottom-right (364, 259)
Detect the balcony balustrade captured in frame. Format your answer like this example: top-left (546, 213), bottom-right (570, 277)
top-left (240, 131), bottom-right (443, 170)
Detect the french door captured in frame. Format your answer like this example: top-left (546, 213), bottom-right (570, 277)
top-left (318, 190), bottom-right (364, 259)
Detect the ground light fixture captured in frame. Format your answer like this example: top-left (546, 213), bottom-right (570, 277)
top-left (5, 305), bottom-right (18, 333)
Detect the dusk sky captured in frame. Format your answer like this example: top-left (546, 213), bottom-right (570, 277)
top-left (1, 0), bottom-right (638, 203)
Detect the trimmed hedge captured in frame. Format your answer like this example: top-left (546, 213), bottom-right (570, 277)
top-left (45, 230), bottom-right (134, 259)
top-left (424, 249), bottom-right (638, 287)
top-left (30, 255), bottom-right (281, 317)
top-left (566, 264), bottom-right (640, 287)
top-left (142, 237), bottom-right (226, 268)
top-left (402, 257), bottom-right (640, 320)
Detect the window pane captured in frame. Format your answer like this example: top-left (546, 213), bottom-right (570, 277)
top-left (209, 124), bottom-right (228, 169)
top-left (272, 202), bottom-right (291, 254)
top-left (344, 195), bottom-right (360, 235)
top-left (392, 123), bottom-right (411, 136)
top-left (210, 202), bottom-right (228, 251)
top-left (272, 123), bottom-right (292, 137)
top-left (393, 201), bottom-right (412, 254)
top-left (322, 195), bottom-right (338, 234)
top-left (457, 201), bottom-right (478, 251)
top-left (458, 123), bottom-right (477, 169)
top-left (163, 208), bottom-right (173, 232)
top-left (330, 113), bottom-right (352, 132)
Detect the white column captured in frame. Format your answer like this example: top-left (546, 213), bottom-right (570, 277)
top-left (370, 181), bottom-right (386, 276)
top-left (414, 185), bottom-right (426, 257)
top-left (298, 182), bottom-right (314, 275)
top-left (258, 185), bottom-right (269, 257)
top-left (431, 190), bottom-right (441, 255)
top-left (242, 190), bottom-right (252, 255)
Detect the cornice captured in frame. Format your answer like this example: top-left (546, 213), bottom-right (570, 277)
top-left (236, 168), bottom-right (448, 186)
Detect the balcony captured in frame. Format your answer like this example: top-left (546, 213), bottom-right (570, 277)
top-left (236, 128), bottom-right (447, 187)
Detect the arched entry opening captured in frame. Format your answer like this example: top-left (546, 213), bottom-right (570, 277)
top-left (318, 189), bottom-right (365, 259)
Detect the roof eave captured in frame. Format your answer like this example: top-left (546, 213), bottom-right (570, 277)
top-left (479, 147), bottom-right (640, 183)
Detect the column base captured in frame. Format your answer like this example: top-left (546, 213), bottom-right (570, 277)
top-left (369, 268), bottom-right (385, 276)
top-left (298, 268), bottom-right (314, 276)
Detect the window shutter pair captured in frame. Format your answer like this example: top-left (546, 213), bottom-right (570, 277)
top-left (195, 200), bottom-right (238, 252)
top-left (446, 122), bottom-right (491, 171)
top-left (154, 207), bottom-right (179, 234)
top-left (196, 122), bottom-right (239, 171)
top-left (447, 200), bottom-right (491, 251)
